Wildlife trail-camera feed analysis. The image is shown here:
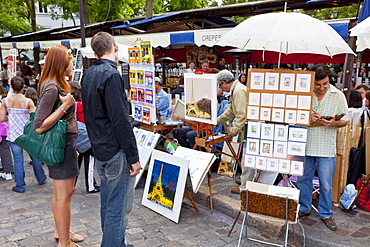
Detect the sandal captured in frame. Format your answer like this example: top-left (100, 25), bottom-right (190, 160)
top-left (55, 231), bottom-right (85, 242)
top-left (65, 242), bottom-right (81, 247)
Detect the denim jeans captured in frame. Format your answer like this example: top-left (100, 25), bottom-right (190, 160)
top-left (297, 156), bottom-right (336, 219)
top-left (96, 150), bottom-right (135, 247)
top-left (9, 142), bottom-right (46, 192)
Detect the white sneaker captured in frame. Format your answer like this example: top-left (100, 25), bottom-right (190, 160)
top-left (0, 172), bottom-right (12, 180)
top-left (4, 173), bottom-right (12, 180)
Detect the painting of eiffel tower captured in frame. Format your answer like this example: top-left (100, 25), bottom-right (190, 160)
top-left (146, 159), bottom-right (180, 210)
top-left (184, 74), bottom-right (218, 125)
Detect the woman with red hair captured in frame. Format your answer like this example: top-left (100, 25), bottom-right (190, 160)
top-left (34, 45), bottom-right (84, 247)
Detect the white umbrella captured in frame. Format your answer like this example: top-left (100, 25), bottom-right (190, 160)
top-left (349, 16), bottom-right (370, 51)
top-left (216, 12), bottom-right (355, 65)
top-left (79, 43), bottom-right (129, 63)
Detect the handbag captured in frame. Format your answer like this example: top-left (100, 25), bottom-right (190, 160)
top-left (14, 83), bottom-right (68, 166)
top-left (355, 175), bottom-right (370, 212)
top-left (347, 111), bottom-right (368, 185)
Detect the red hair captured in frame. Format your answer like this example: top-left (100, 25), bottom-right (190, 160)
top-left (39, 45), bottom-right (72, 93)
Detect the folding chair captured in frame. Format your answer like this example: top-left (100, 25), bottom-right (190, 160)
top-left (289, 175), bottom-right (320, 213)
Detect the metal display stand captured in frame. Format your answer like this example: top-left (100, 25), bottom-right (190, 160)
top-left (237, 190), bottom-right (290, 247)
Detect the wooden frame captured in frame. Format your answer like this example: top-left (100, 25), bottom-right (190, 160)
top-left (247, 68), bottom-right (315, 127)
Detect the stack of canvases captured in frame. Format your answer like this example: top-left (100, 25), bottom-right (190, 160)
top-left (335, 110), bottom-right (364, 202)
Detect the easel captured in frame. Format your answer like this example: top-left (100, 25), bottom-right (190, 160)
top-left (192, 122), bottom-right (242, 214)
top-left (139, 122), bottom-right (200, 213)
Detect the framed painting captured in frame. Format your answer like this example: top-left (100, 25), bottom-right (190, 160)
top-left (290, 161), bottom-right (304, 176)
top-left (285, 110), bottom-right (297, 124)
top-left (142, 150), bottom-right (189, 223)
top-left (288, 126), bottom-right (308, 142)
top-left (279, 159), bottom-right (291, 174)
top-left (249, 92), bottom-right (261, 106)
top-left (250, 72), bottom-right (265, 90)
top-left (244, 155), bottom-right (256, 168)
top-left (261, 93), bottom-right (273, 107)
top-left (246, 138), bottom-right (260, 155)
top-left (247, 106), bottom-right (260, 120)
top-left (296, 74), bottom-right (312, 93)
top-left (285, 95), bottom-right (298, 109)
top-left (247, 121), bottom-right (261, 139)
top-left (271, 108), bottom-right (284, 123)
top-left (260, 107), bottom-right (272, 121)
top-left (255, 156), bottom-right (267, 170)
top-left (267, 158), bottom-right (279, 172)
top-left (280, 73), bottom-right (295, 91)
top-left (298, 95), bottom-right (311, 110)
top-left (265, 72), bottom-right (279, 90)
top-left (260, 123), bottom-right (274, 140)
top-left (184, 74), bottom-right (218, 125)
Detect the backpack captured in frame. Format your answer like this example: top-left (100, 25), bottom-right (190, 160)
top-left (355, 175), bottom-right (370, 212)
top-left (76, 121), bottom-right (91, 153)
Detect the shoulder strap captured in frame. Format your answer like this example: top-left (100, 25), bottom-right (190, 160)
top-left (38, 82), bottom-right (63, 109)
top-left (358, 111), bottom-right (366, 148)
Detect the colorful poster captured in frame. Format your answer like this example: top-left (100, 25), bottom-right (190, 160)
top-left (145, 89), bottom-right (154, 105)
top-left (140, 41), bottom-right (153, 65)
top-left (129, 70), bottom-right (137, 85)
top-left (137, 70), bottom-right (145, 85)
top-left (137, 88), bottom-right (145, 103)
top-left (128, 47), bottom-right (141, 64)
top-left (143, 107), bottom-right (151, 123)
top-left (134, 105), bottom-right (142, 120)
top-left (145, 71), bottom-right (154, 88)
top-left (130, 87), bottom-right (137, 102)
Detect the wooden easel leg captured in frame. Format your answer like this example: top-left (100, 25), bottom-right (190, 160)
top-left (208, 169), bottom-right (213, 214)
top-left (183, 187), bottom-right (200, 212)
top-left (228, 210), bottom-right (241, 237)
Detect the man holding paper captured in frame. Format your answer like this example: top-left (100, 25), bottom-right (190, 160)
top-left (297, 64), bottom-right (348, 231)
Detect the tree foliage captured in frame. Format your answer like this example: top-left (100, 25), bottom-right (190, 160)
top-left (302, 4), bottom-right (360, 20)
top-left (0, 1), bottom-right (32, 36)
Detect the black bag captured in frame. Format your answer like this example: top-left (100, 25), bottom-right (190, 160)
top-left (347, 112), bottom-right (368, 185)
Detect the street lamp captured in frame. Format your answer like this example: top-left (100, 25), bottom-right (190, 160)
top-left (223, 48), bottom-right (252, 76)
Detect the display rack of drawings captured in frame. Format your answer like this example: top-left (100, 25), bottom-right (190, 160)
top-left (243, 69), bottom-right (316, 177)
top-left (129, 41), bottom-right (156, 124)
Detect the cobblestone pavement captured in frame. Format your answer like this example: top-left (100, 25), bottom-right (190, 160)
top-left (0, 161), bottom-right (269, 247)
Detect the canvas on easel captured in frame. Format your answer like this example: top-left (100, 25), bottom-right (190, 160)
top-left (142, 150), bottom-right (189, 223)
top-left (217, 141), bottom-right (242, 177)
top-left (183, 73), bottom-right (218, 125)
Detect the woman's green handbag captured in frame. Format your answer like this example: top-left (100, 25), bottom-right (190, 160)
top-left (15, 83), bottom-right (68, 166)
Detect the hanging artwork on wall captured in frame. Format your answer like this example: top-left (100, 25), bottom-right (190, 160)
top-left (142, 150), bottom-right (189, 223)
top-left (184, 74), bottom-right (218, 125)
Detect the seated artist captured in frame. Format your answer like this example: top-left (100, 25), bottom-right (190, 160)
top-left (155, 77), bottom-right (170, 120)
top-left (171, 77), bottom-right (184, 100)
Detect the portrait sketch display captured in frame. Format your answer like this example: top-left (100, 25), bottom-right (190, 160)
top-left (184, 74), bottom-right (218, 125)
top-left (285, 95), bottom-right (298, 109)
top-left (260, 108), bottom-right (272, 121)
top-left (298, 95), bottom-right (311, 110)
top-left (296, 110), bottom-right (310, 125)
top-left (296, 74), bottom-right (312, 93)
top-left (264, 73), bottom-right (279, 90)
top-left (273, 141), bottom-right (287, 158)
top-left (249, 92), bottom-right (261, 106)
top-left (244, 155), bottom-right (256, 168)
top-left (273, 94), bottom-right (285, 108)
top-left (247, 121), bottom-right (261, 139)
top-left (255, 156), bottom-right (267, 170)
top-left (142, 150), bottom-right (189, 223)
top-left (271, 108), bottom-right (284, 123)
top-left (261, 93), bottom-right (273, 107)
top-left (280, 73), bottom-right (295, 91)
top-left (260, 140), bottom-right (273, 157)
top-left (246, 138), bottom-right (260, 155)
top-left (250, 72), bottom-right (265, 90)
top-left (285, 110), bottom-right (297, 124)
top-left (260, 123), bottom-right (274, 140)
top-left (247, 106), bottom-right (260, 120)
top-left (279, 159), bottom-right (291, 174)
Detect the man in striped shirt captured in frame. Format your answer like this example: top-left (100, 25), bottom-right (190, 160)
top-left (297, 64), bottom-right (348, 231)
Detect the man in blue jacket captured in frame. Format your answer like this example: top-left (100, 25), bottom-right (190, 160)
top-left (81, 31), bottom-right (140, 247)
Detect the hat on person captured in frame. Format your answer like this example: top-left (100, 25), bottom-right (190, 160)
top-left (155, 77), bottom-right (162, 85)
top-left (217, 70), bottom-right (234, 85)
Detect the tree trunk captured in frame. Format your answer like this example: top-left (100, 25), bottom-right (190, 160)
top-left (146, 0), bottom-right (154, 30)
top-left (83, 0), bottom-right (90, 25)
top-left (27, 0), bottom-right (40, 75)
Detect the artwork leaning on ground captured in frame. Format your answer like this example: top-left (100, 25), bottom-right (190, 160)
top-left (183, 73), bottom-right (218, 125)
top-left (142, 150), bottom-right (189, 223)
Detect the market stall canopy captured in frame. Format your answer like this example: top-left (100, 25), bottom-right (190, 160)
top-left (79, 43), bottom-right (129, 63)
top-left (216, 12), bottom-right (355, 64)
top-left (350, 16), bottom-right (370, 51)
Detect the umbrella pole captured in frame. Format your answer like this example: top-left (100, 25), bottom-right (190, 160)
top-left (278, 41), bottom-right (282, 68)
